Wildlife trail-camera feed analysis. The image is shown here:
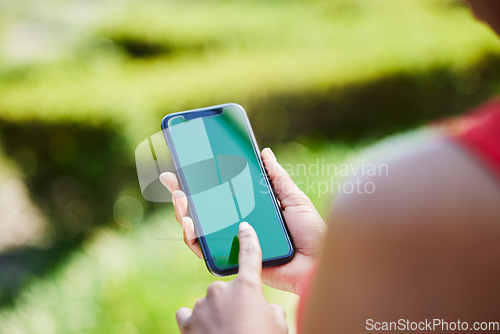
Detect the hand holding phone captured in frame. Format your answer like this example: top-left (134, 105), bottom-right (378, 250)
top-left (162, 104), bottom-right (294, 275)
top-left (160, 104), bottom-right (325, 291)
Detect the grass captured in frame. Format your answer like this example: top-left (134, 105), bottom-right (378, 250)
top-left (0, 141), bottom-right (361, 334)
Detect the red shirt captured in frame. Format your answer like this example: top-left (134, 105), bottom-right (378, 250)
top-left (450, 98), bottom-right (500, 183)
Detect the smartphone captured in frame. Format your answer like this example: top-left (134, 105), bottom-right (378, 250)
top-left (161, 103), bottom-right (294, 276)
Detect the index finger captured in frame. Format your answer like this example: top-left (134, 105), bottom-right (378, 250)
top-left (237, 222), bottom-right (262, 282)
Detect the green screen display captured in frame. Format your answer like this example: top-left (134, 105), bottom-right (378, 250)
top-left (167, 106), bottom-right (292, 272)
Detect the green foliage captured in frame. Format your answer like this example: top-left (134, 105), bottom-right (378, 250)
top-left (0, 0), bottom-right (499, 144)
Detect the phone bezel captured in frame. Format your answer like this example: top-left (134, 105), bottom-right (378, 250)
top-left (161, 103), bottom-right (294, 276)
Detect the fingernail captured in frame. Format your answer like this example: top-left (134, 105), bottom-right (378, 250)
top-left (166, 172), bottom-right (176, 191)
top-left (265, 147), bottom-right (276, 161)
top-left (159, 172), bottom-right (169, 185)
top-left (239, 222), bottom-right (250, 232)
top-left (160, 172), bottom-right (174, 193)
top-left (166, 171), bottom-right (175, 181)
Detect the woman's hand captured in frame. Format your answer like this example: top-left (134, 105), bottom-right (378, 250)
top-left (176, 222), bottom-right (288, 334)
top-left (160, 147), bottom-right (326, 294)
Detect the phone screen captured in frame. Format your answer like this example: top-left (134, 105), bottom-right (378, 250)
top-left (166, 105), bottom-right (292, 272)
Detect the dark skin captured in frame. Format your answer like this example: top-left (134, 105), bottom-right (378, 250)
top-left (162, 2), bottom-right (500, 332)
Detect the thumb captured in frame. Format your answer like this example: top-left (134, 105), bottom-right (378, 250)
top-left (237, 222), bottom-right (262, 282)
top-left (261, 148), bottom-right (310, 208)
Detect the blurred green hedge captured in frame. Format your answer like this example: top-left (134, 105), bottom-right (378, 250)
top-left (1, 0), bottom-right (499, 143)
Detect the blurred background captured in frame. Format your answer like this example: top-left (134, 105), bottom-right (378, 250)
top-left (0, 0), bottom-right (499, 332)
